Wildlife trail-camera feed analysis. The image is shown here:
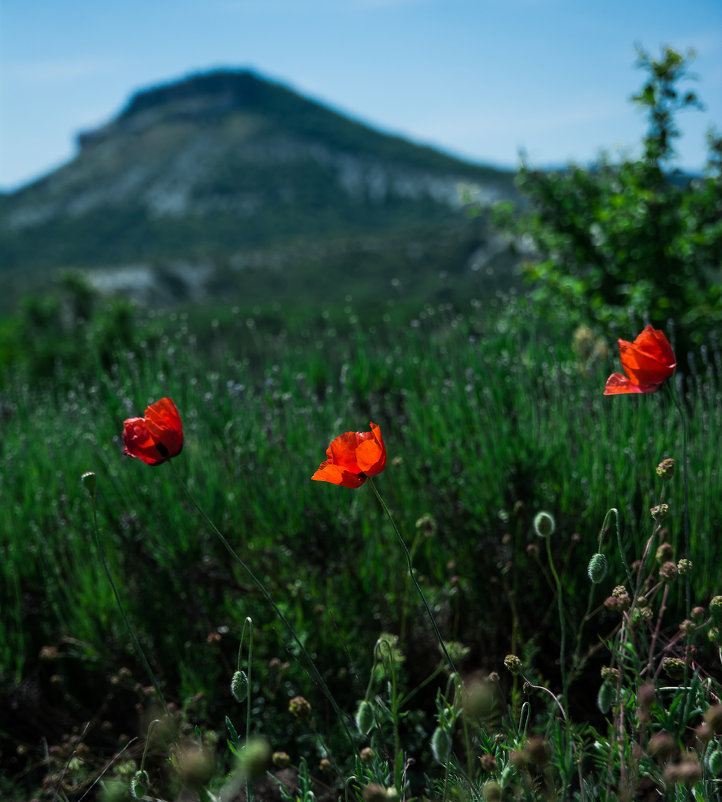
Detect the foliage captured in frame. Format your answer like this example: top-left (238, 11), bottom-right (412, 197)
top-left (494, 47), bottom-right (722, 350)
top-left (0, 290), bottom-right (721, 800)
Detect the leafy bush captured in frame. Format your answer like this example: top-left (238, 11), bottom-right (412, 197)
top-left (494, 48), bottom-right (722, 352)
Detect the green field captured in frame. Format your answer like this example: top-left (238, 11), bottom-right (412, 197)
top-left (1, 287), bottom-right (720, 801)
top-left (2, 46), bottom-right (721, 802)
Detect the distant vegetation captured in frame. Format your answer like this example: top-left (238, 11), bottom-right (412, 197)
top-left (493, 47), bottom-right (722, 356)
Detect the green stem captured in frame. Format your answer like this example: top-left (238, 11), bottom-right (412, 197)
top-left (243, 617), bottom-right (253, 802)
top-left (140, 719), bottom-right (160, 773)
top-left (89, 493), bottom-right (170, 717)
top-left (367, 478), bottom-right (457, 675)
top-left (544, 537), bottom-right (572, 797)
top-left (667, 379), bottom-right (691, 615)
top-left (169, 462), bottom-right (355, 750)
top-left (604, 508), bottom-right (633, 593)
top-left (381, 641), bottom-right (403, 794)
top-left (545, 537), bottom-right (567, 707)
top-left (666, 377), bottom-right (693, 725)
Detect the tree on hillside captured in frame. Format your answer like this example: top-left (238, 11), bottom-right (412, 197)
top-left (494, 47), bottom-right (722, 353)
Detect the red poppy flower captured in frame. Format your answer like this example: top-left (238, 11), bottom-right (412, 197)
top-left (123, 397), bottom-right (184, 465)
top-left (603, 326), bottom-right (676, 395)
top-left (312, 422), bottom-right (386, 488)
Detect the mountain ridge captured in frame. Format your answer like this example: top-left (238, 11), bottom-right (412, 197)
top-left (0, 68), bottom-right (519, 308)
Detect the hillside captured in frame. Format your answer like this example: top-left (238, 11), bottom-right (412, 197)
top-left (0, 69), bottom-right (519, 308)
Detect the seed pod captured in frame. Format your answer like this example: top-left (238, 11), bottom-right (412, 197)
top-left (587, 553), bottom-right (608, 584)
top-left (597, 682), bottom-right (616, 714)
top-left (708, 749), bottom-right (722, 778)
top-left (533, 511), bottom-right (555, 538)
top-left (355, 700), bottom-right (375, 735)
top-left (130, 770), bottom-right (150, 799)
top-left (431, 727), bottom-right (452, 764)
top-left (230, 670), bottom-right (248, 703)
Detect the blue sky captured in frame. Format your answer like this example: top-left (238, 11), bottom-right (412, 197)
top-left (1, 0), bottom-right (720, 191)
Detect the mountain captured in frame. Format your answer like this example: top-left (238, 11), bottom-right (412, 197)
top-left (0, 69), bottom-right (519, 308)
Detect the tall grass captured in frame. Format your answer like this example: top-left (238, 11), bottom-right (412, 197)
top-left (1, 295), bottom-right (720, 799)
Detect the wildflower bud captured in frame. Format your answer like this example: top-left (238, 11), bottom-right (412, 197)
top-left (385, 788), bottom-right (399, 802)
top-left (503, 654), bottom-right (521, 675)
top-left (415, 515), bottom-right (437, 535)
top-left (355, 700), bottom-right (375, 735)
top-left (175, 745), bottom-right (215, 789)
top-left (431, 727), bottom-right (452, 764)
top-left (81, 471), bottom-right (97, 497)
top-left (238, 737), bottom-right (271, 781)
top-left (587, 553), bottom-right (608, 584)
top-left (708, 749), bottom-right (722, 777)
top-left (600, 666), bottom-right (619, 683)
top-left (691, 606), bottom-right (705, 622)
top-left (708, 626), bottom-right (721, 645)
top-left (638, 683), bottom-right (656, 711)
top-left (526, 543), bottom-right (539, 558)
top-left (656, 458), bottom-right (675, 480)
top-left (130, 769), bottom-right (150, 799)
top-left (362, 783), bottom-right (387, 802)
top-left (359, 747), bottom-right (375, 763)
top-left (272, 751), bottom-right (290, 769)
top-left (482, 780), bottom-right (502, 802)
top-left (604, 585), bottom-right (632, 611)
top-left (676, 558), bottom-right (692, 576)
top-left (710, 596), bottom-right (722, 624)
top-left (650, 504), bottom-right (669, 522)
top-left (696, 722), bottom-right (712, 743)
top-left (462, 680), bottom-right (495, 721)
top-left (675, 758), bottom-right (702, 785)
top-left (525, 736), bottom-right (551, 767)
top-left (704, 704), bottom-right (722, 734)
top-left (533, 511), bottom-right (555, 538)
top-left (288, 695), bottom-right (311, 720)
top-left (318, 758), bottom-right (332, 774)
top-left (679, 619), bottom-right (695, 635)
top-left (40, 645), bottom-right (59, 661)
top-left (662, 657), bottom-right (685, 681)
top-left (479, 753), bottom-right (497, 772)
top-left (656, 542), bottom-right (674, 562)
top-left (648, 732), bottom-right (675, 761)
top-left (659, 561), bottom-right (678, 583)
top-left (597, 681), bottom-right (616, 714)
top-left (230, 670), bottom-right (248, 703)
top-left (630, 607), bottom-right (653, 627)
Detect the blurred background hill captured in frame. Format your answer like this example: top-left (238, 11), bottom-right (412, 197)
top-left (0, 69), bottom-right (519, 312)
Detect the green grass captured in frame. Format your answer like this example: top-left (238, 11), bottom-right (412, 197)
top-left (1, 293), bottom-right (720, 800)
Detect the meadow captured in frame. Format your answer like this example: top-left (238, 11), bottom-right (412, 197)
top-left (1, 287), bottom-right (721, 801)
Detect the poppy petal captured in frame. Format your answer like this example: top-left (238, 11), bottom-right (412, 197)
top-left (326, 431), bottom-right (364, 472)
top-left (123, 418), bottom-right (169, 464)
top-left (603, 373), bottom-right (645, 395)
top-left (122, 398), bottom-right (184, 465)
top-left (619, 340), bottom-right (674, 387)
top-left (312, 462), bottom-right (366, 488)
top-left (144, 397), bottom-right (184, 457)
top-left (355, 422), bottom-right (386, 475)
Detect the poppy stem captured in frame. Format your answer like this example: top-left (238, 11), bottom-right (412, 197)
top-left (665, 376), bottom-right (692, 710)
top-left (666, 378), bottom-right (691, 616)
top-left (367, 478), bottom-right (457, 675)
top-left (167, 462), bottom-right (356, 750)
top-left (87, 487), bottom-right (170, 718)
